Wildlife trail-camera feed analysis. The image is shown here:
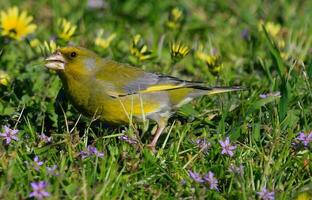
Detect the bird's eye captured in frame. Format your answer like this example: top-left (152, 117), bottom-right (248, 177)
top-left (70, 52), bottom-right (77, 58)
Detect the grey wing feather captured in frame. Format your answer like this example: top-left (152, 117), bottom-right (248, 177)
top-left (123, 72), bottom-right (205, 95)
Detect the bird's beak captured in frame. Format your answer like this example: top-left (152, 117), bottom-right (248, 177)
top-left (45, 51), bottom-right (66, 70)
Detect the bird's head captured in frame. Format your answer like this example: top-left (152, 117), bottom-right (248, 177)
top-left (45, 46), bottom-right (100, 75)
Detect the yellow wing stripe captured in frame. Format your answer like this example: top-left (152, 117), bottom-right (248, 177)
top-left (139, 84), bottom-right (184, 93)
top-left (206, 87), bottom-right (243, 95)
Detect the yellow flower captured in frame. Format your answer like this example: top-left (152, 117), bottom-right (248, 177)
top-left (130, 34), bottom-right (153, 61)
top-left (171, 7), bottom-right (183, 22)
top-left (259, 20), bottom-right (286, 49)
top-left (195, 45), bottom-right (222, 76)
top-left (170, 42), bottom-right (190, 63)
top-left (43, 40), bottom-right (58, 53)
top-left (0, 70), bottom-right (10, 86)
top-left (95, 29), bottom-right (116, 49)
top-left (259, 20), bottom-right (281, 37)
top-left (57, 18), bottom-right (76, 41)
top-left (265, 22), bottom-right (281, 37)
top-left (296, 192), bottom-right (311, 200)
top-left (166, 7), bottom-right (184, 30)
top-left (0, 6), bottom-right (36, 40)
top-left (28, 39), bottom-right (58, 55)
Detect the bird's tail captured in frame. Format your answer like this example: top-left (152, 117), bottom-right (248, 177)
top-left (205, 86), bottom-right (243, 95)
top-left (190, 85), bottom-right (244, 96)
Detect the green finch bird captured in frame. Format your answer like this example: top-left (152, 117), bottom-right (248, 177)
top-left (45, 46), bottom-right (242, 151)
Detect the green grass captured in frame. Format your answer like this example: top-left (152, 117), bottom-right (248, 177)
top-left (0, 0), bottom-right (312, 199)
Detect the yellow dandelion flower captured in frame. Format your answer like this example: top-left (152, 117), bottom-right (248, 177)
top-left (95, 29), bottom-right (116, 49)
top-left (207, 61), bottom-right (222, 76)
top-left (166, 7), bottom-right (184, 30)
top-left (57, 18), bottom-right (76, 41)
top-left (170, 42), bottom-right (190, 63)
top-left (259, 20), bottom-right (286, 50)
top-left (130, 34), bottom-right (153, 61)
top-left (265, 22), bottom-right (281, 37)
top-left (194, 44), bottom-right (207, 61)
top-left (0, 6), bottom-right (36, 40)
top-left (195, 45), bottom-right (222, 76)
top-left (0, 70), bottom-right (10, 86)
top-left (258, 20), bottom-right (281, 37)
top-left (171, 7), bottom-right (183, 22)
top-left (42, 40), bottom-right (58, 53)
top-left (296, 192), bottom-right (311, 200)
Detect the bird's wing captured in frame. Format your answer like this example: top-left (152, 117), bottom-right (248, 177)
top-left (94, 60), bottom-right (204, 98)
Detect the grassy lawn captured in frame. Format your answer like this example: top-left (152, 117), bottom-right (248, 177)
top-left (0, 0), bottom-right (311, 199)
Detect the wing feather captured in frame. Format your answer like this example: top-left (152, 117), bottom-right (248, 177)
top-left (95, 59), bottom-right (205, 97)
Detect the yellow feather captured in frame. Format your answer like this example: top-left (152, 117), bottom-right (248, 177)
top-left (140, 84), bottom-right (184, 93)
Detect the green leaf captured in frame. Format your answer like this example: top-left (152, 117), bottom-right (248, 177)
top-left (177, 104), bottom-right (199, 117)
top-left (253, 122), bottom-right (261, 141)
top-left (261, 25), bottom-right (286, 79)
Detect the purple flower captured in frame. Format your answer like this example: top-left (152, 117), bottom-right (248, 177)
top-left (118, 135), bottom-right (138, 144)
top-left (80, 145), bottom-right (104, 159)
top-left (0, 126), bottom-right (19, 144)
top-left (241, 29), bottom-right (250, 40)
top-left (203, 171), bottom-right (218, 190)
top-left (87, 145), bottom-right (104, 157)
top-left (259, 91), bottom-right (281, 99)
top-left (211, 47), bottom-right (218, 56)
top-left (29, 181), bottom-right (50, 200)
top-left (259, 94), bottom-right (268, 99)
top-left (219, 137), bottom-right (237, 157)
top-left (257, 186), bottom-right (275, 200)
top-left (33, 156), bottom-right (44, 171)
top-left (87, 0), bottom-right (105, 9)
top-left (79, 150), bottom-right (90, 159)
top-left (296, 132), bottom-right (312, 146)
top-left (229, 164), bottom-right (244, 175)
top-left (39, 133), bottom-right (52, 143)
top-left (46, 165), bottom-right (58, 176)
top-left (194, 139), bottom-right (211, 152)
top-left (180, 179), bottom-right (186, 185)
top-left (188, 170), bottom-right (204, 183)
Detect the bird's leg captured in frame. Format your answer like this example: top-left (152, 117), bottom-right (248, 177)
top-left (147, 119), bottom-right (167, 152)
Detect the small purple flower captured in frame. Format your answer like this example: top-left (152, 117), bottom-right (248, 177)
top-left (79, 150), bottom-right (90, 159)
top-left (87, 0), bottom-right (105, 9)
top-left (29, 181), bottom-right (50, 200)
top-left (219, 137), bottom-right (237, 157)
top-left (296, 132), bottom-right (312, 146)
top-left (257, 186), bottom-right (275, 200)
top-left (241, 28), bottom-right (250, 40)
top-left (80, 145), bottom-right (104, 159)
top-left (46, 165), bottom-right (58, 176)
top-left (259, 94), bottom-right (268, 99)
top-left (39, 133), bottom-right (52, 143)
top-left (0, 126), bottom-right (19, 144)
top-left (194, 139), bottom-right (211, 152)
top-left (203, 171), bottom-right (218, 190)
top-left (180, 179), bottom-right (186, 185)
top-left (188, 170), bottom-right (204, 183)
top-left (259, 91), bottom-right (281, 99)
top-left (118, 135), bottom-right (138, 144)
top-left (33, 156), bottom-right (44, 171)
top-left (229, 164), bottom-right (244, 175)
top-left (88, 145), bottom-right (105, 157)
top-left (211, 47), bottom-right (218, 56)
